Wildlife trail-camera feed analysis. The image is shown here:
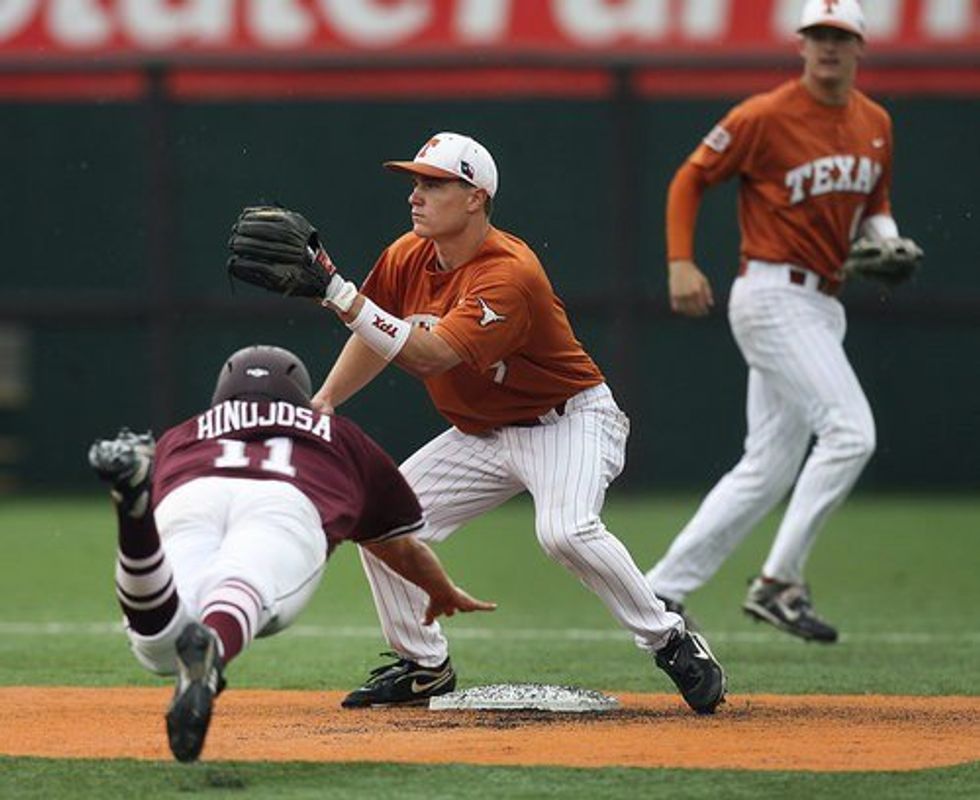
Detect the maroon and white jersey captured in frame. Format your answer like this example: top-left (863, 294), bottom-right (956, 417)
top-left (152, 400), bottom-right (423, 552)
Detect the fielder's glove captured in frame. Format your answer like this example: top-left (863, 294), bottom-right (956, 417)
top-left (227, 205), bottom-right (357, 311)
top-left (841, 236), bottom-right (924, 287)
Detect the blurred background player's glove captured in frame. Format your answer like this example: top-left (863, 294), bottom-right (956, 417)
top-left (227, 206), bottom-right (357, 311)
top-left (841, 236), bottom-right (924, 287)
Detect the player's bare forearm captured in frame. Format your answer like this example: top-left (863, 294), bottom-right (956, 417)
top-left (363, 536), bottom-right (497, 625)
top-left (312, 335), bottom-right (387, 412)
top-left (331, 293), bottom-right (461, 379)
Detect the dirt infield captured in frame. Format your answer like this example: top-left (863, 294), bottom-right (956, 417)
top-left (2, 687), bottom-right (978, 771)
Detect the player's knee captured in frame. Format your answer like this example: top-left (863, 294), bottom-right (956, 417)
top-left (826, 415), bottom-right (876, 463)
top-left (197, 570), bottom-right (275, 635)
top-left (731, 457), bottom-right (797, 501)
top-left (856, 423), bottom-right (876, 461)
top-left (130, 640), bottom-right (177, 675)
top-left (535, 516), bottom-right (603, 562)
top-left (198, 566), bottom-right (270, 610)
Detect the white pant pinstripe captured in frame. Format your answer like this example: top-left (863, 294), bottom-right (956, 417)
top-left (648, 262), bottom-right (875, 598)
top-left (359, 384), bottom-right (682, 666)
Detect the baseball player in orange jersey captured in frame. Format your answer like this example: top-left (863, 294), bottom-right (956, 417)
top-left (647, 0), bottom-right (912, 643)
top-left (308, 131), bottom-right (726, 713)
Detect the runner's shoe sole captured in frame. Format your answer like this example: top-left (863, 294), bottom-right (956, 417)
top-left (166, 622), bottom-right (224, 762)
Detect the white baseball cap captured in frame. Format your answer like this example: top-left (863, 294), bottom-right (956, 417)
top-left (798, 0), bottom-right (865, 39)
top-left (384, 132), bottom-right (499, 198)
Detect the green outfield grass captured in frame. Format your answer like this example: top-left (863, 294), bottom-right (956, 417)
top-left (3, 759), bottom-right (979, 800)
top-left (1, 492), bottom-right (978, 798)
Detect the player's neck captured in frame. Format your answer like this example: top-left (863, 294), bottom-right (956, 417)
top-left (433, 220), bottom-right (491, 271)
top-left (801, 72), bottom-right (854, 106)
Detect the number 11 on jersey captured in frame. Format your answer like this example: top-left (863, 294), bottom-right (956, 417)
top-left (214, 438), bottom-right (297, 477)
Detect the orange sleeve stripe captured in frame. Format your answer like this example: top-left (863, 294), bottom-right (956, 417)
top-left (666, 161), bottom-right (708, 262)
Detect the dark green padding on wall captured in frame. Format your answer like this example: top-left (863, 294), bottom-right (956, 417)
top-left (3, 95), bottom-right (977, 490)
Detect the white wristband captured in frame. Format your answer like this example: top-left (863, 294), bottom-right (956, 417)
top-left (346, 297), bottom-right (411, 362)
top-left (859, 214), bottom-right (899, 241)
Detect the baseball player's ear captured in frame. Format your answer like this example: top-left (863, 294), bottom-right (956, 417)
top-left (466, 189), bottom-right (486, 213)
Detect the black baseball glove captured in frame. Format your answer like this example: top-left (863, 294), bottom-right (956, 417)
top-left (227, 205), bottom-right (333, 298)
top-left (841, 236), bottom-right (924, 287)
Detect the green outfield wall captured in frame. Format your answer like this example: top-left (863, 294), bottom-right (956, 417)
top-left (2, 90), bottom-right (977, 491)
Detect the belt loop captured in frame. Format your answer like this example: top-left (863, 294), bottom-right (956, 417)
top-left (509, 399), bottom-right (567, 428)
top-left (789, 266), bottom-right (839, 297)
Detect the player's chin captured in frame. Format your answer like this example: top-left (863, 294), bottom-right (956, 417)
top-left (412, 220), bottom-right (434, 239)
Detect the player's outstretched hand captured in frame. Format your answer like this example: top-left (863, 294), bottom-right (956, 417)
top-left (669, 259), bottom-right (715, 316)
top-left (423, 586), bottom-right (497, 626)
top-left (310, 393), bottom-right (334, 415)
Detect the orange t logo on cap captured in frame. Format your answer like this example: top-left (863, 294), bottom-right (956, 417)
top-left (823, 0), bottom-right (839, 13)
top-left (417, 137), bottom-right (440, 158)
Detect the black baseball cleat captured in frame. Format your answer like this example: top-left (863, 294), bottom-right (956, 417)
top-left (742, 577), bottom-right (838, 643)
top-left (88, 427), bottom-right (156, 518)
top-left (654, 629), bottom-right (727, 714)
top-left (656, 593), bottom-right (701, 633)
top-left (166, 622), bottom-right (226, 763)
top-left (341, 652), bottom-right (456, 708)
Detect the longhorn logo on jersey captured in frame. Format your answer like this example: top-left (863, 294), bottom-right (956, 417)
top-left (477, 297), bottom-right (506, 327)
top-left (785, 154), bottom-right (882, 205)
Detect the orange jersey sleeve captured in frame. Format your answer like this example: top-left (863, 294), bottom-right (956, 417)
top-left (666, 161), bottom-right (709, 262)
top-left (360, 228), bottom-right (603, 434)
top-left (686, 79), bottom-right (894, 279)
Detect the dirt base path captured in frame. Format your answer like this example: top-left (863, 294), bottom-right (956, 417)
top-left (2, 687), bottom-right (978, 771)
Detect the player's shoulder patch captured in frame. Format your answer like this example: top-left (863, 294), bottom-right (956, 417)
top-left (703, 124), bottom-right (732, 153)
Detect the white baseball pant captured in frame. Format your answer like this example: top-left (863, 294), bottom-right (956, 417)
top-left (125, 477), bottom-right (327, 674)
top-left (648, 261), bottom-right (875, 599)
top-left (358, 383), bottom-right (683, 667)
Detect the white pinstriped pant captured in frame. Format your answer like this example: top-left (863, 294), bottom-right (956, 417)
top-left (648, 261), bottom-right (876, 599)
top-left (126, 478), bottom-right (326, 674)
top-left (359, 383), bottom-right (682, 666)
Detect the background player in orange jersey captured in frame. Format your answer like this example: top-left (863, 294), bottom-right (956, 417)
top-left (646, 0), bottom-right (920, 643)
top-left (308, 131), bottom-right (726, 714)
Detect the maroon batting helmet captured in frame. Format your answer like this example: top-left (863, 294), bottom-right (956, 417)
top-left (211, 344), bottom-right (313, 407)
